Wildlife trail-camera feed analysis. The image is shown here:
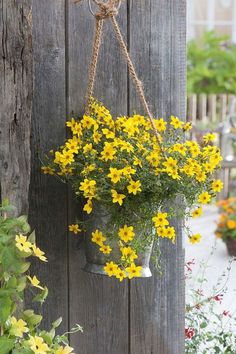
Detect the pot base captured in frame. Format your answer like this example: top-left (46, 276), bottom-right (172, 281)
top-left (83, 263), bottom-right (152, 278)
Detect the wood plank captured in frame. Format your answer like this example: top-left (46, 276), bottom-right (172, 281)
top-left (0, 0), bottom-right (33, 215)
top-left (187, 94), bottom-right (197, 124)
top-left (198, 94), bottom-right (207, 123)
top-left (208, 94), bottom-right (217, 122)
top-left (219, 94), bottom-right (227, 122)
top-left (129, 0), bottom-right (185, 353)
top-left (28, 0), bottom-right (68, 331)
top-left (68, 1), bottom-right (129, 353)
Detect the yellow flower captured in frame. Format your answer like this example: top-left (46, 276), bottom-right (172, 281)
top-left (28, 335), bottom-right (49, 354)
top-left (10, 316), bottom-right (28, 338)
top-left (104, 261), bottom-right (119, 277)
top-left (196, 171), bottom-right (206, 182)
top-left (68, 224), bottom-right (82, 234)
top-left (212, 179), bottom-right (224, 193)
top-left (191, 207), bottom-right (203, 218)
top-left (102, 128), bottom-right (115, 139)
top-left (146, 151), bottom-right (160, 167)
top-left (133, 157), bottom-right (142, 168)
top-left (41, 166), bottom-right (54, 175)
top-left (163, 226), bottom-right (176, 242)
top-left (99, 245), bottom-right (112, 254)
top-left (83, 199), bottom-right (93, 214)
top-left (111, 189), bottom-right (126, 206)
top-left (127, 180), bottom-right (142, 195)
top-left (93, 131), bottom-right (102, 144)
top-left (115, 268), bottom-right (127, 282)
top-left (125, 263), bottom-right (142, 279)
top-left (15, 234), bottom-right (32, 253)
top-left (83, 143), bottom-right (93, 154)
top-left (27, 275), bottom-right (44, 290)
top-left (65, 138), bottom-right (80, 154)
top-left (32, 244), bottom-right (47, 262)
top-left (91, 230), bottom-right (106, 246)
top-left (203, 133), bottom-right (217, 143)
top-left (152, 212), bottom-right (169, 228)
top-left (198, 191), bottom-right (211, 204)
top-left (118, 225), bottom-right (135, 243)
top-left (172, 143), bottom-right (186, 156)
top-left (189, 233), bottom-right (201, 244)
top-left (122, 166), bottom-right (136, 176)
top-left (120, 246), bottom-right (138, 262)
top-left (170, 116), bottom-right (184, 129)
top-left (183, 122), bottom-right (192, 131)
top-left (108, 168), bottom-right (122, 184)
top-left (66, 117), bottom-right (76, 130)
top-left (60, 149), bottom-right (74, 166)
top-left (81, 115), bottom-right (96, 129)
top-left (154, 118), bottom-right (167, 132)
top-left (79, 179), bottom-right (96, 198)
top-left (56, 346), bottom-right (75, 354)
top-left (163, 157), bottom-right (178, 172)
top-left (100, 142), bottom-right (116, 161)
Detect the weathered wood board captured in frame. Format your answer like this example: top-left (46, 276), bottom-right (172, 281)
top-left (0, 0), bottom-right (33, 215)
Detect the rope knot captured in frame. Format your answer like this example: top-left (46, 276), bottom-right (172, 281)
top-left (95, 1), bottom-right (119, 20)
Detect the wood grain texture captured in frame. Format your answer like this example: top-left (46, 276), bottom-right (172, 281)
top-left (67, 1), bottom-right (129, 353)
top-left (0, 0), bottom-right (33, 215)
top-left (28, 0), bottom-right (68, 331)
top-left (129, 1), bottom-right (186, 353)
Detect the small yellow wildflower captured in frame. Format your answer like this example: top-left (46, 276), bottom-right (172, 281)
top-left (125, 263), bottom-right (142, 279)
top-left (111, 189), bottom-right (126, 206)
top-left (115, 268), bottom-right (127, 282)
top-left (41, 166), bottom-right (54, 175)
top-left (28, 335), bottom-right (49, 354)
top-left (104, 261), bottom-right (119, 277)
top-left (212, 179), bottom-right (224, 193)
top-left (10, 316), bottom-right (28, 338)
top-left (100, 142), bottom-right (116, 161)
top-left (15, 234), bottom-right (32, 253)
top-left (68, 224), bottom-right (81, 234)
top-left (198, 191), bottom-right (211, 204)
top-left (170, 116), bottom-right (184, 129)
top-left (120, 246), bottom-right (138, 262)
top-left (183, 122), bottom-right (192, 131)
top-left (118, 225), bottom-right (135, 243)
top-left (91, 230), bottom-right (106, 246)
top-left (83, 199), bottom-right (93, 214)
top-left (32, 244), bottom-right (47, 262)
top-left (203, 133), bottom-right (217, 143)
top-left (56, 346), bottom-right (75, 354)
top-left (108, 168), bottom-right (122, 184)
top-left (99, 244), bottom-right (112, 254)
top-left (127, 180), bottom-right (142, 195)
top-left (152, 212), bottom-right (169, 228)
top-left (189, 233), bottom-right (201, 244)
top-left (154, 118), bottom-right (167, 132)
top-left (27, 275), bottom-right (44, 290)
top-left (191, 207), bottom-right (203, 218)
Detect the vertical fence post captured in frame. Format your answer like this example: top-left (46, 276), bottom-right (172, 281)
top-left (0, 0), bottom-right (33, 215)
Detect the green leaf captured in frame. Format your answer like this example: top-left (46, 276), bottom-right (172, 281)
top-left (28, 230), bottom-right (36, 244)
top-left (0, 336), bottom-right (15, 354)
top-left (23, 309), bottom-right (42, 326)
top-left (52, 317), bottom-right (62, 329)
top-left (200, 321), bottom-right (208, 329)
top-left (32, 287), bottom-right (48, 305)
top-left (0, 296), bottom-right (13, 323)
top-left (19, 262), bottom-right (31, 274)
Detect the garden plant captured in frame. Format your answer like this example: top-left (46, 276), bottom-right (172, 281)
top-left (0, 200), bottom-right (82, 354)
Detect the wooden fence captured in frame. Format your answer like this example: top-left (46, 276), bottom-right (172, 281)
top-left (1, 1), bottom-right (186, 353)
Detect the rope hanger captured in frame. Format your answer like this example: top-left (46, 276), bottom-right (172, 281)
top-left (79, 0), bottom-right (163, 149)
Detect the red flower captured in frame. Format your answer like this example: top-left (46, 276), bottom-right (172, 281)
top-left (185, 327), bottom-right (195, 339)
top-left (214, 294), bottom-right (223, 303)
top-left (223, 310), bottom-right (230, 316)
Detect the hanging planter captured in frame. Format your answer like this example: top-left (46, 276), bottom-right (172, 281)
top-left (42, 0), bottom-right (223, 280)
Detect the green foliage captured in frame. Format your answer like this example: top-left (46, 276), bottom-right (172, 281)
top-left (187, 31), bottom-right (236, 94)
top-left (185, 256), bottom-right (236, 353)
top-left (0, 200), bottom-right (82, 353)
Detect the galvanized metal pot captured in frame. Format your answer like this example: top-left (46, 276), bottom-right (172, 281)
top-left (83, 206), bottom-right (153, 278)
top-left (226, 237), bottom-right (236, 257)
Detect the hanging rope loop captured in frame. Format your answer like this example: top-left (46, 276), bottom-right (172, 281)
top-left (81, 0), bottom-right (164, 153)
top-left (89, 0), bottom-right (120, 20)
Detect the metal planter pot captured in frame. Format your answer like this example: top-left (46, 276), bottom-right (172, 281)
top-left (83, 206), bottom-right (153, 278)
top-left (226, 237), bottom-right (236, 257)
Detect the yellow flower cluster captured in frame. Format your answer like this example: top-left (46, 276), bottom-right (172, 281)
top-left (44, 100), bottom-right (224, 277)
